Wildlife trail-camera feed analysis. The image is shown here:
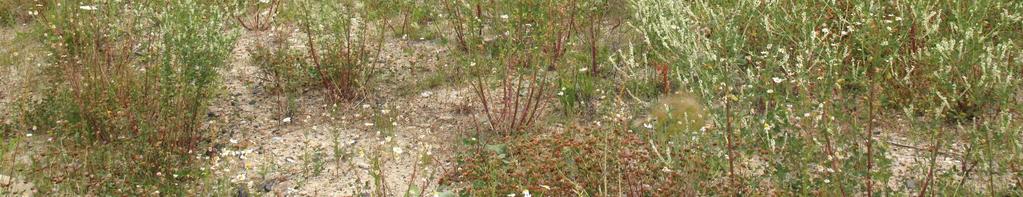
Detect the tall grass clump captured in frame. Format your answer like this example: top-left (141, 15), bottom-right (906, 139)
top-left (13, 0), bottom-right (235, 194)
top-left (631, 0), bottom-right (1022, 195)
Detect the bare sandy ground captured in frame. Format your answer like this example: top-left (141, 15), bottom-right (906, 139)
top-left (204, 29), bottom-right (473, 196)
top-left (0, 25), bottom-right (42, 197)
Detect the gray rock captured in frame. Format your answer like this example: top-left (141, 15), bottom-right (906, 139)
top-left (260, 179), bottom-right (276, 192)
top-left (904, 179), bottom-right (918, 191)
top-left (356, 161), bottom-right (371, 169)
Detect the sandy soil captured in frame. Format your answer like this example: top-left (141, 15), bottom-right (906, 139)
top-left (0, 25), bottom-right (43, 197)
top-left (0, 25), bottom-right (43, 123)
top-left (204, 29), bottom-right (473, 196)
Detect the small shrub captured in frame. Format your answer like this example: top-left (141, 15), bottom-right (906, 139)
top-left (296, 0), bottom-right (385, 101)
top-left (471, 60), bottom-right (553, 135)
top-left (227, 0), bottom-right (280, 31)
top-left (250, 30), bottom-right (309, 117)
top-left (629, 0), bottom-right (1022, 195)
top-left (20, 0), bottom-right (235, 194)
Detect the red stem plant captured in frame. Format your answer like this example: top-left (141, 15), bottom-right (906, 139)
top-left (472, 55), bottom-right (552, 135)
top-left (233, 0), bottom-right (280, 31)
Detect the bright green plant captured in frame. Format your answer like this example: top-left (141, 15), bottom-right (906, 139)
top-left (630, 0), bottom-right (1022, 195)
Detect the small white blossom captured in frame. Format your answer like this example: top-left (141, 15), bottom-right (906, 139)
top-left (771, 77), bottom-right (785, 83)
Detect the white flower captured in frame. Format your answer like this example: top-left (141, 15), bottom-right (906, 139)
top-left (578, 67), bottom-right (589, 72)
top-left (282, 117), bottom-right (292, 123)
top-left (392, 146), bottom-right (404, 154)
top-left (771, 77), bottom-right (785, 83)
top-left (500, 14), bottom-right (509, 19)
top-left (229, 139), bottom-right (239, 144)
top-left (522, 190), bottom-right (532, 197)
top-left (643, 123), bottom-right (654, 129)
top-left (767, 89), bottom-right (775, 94)
top-left (26, 133), bottom-right (33, 137)
top-left (259, 0), bottom-right (270, 3)
top-left (79, 5), bottom-right (98, 11)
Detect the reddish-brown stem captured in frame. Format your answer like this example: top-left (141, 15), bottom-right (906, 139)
top-left (919, 127), bottom-right (942, 197)
top-left (866, 72), bottom-right (877, 197)
top-left (725, 90), bottom-right (738, 193)
top-left (299, 4), bottom-right (339, 101)
top-left (821, 105), bottom-right (849, 197)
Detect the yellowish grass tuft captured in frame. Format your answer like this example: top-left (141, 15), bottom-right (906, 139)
top-left (650, 92), bottom-right (705, 137)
